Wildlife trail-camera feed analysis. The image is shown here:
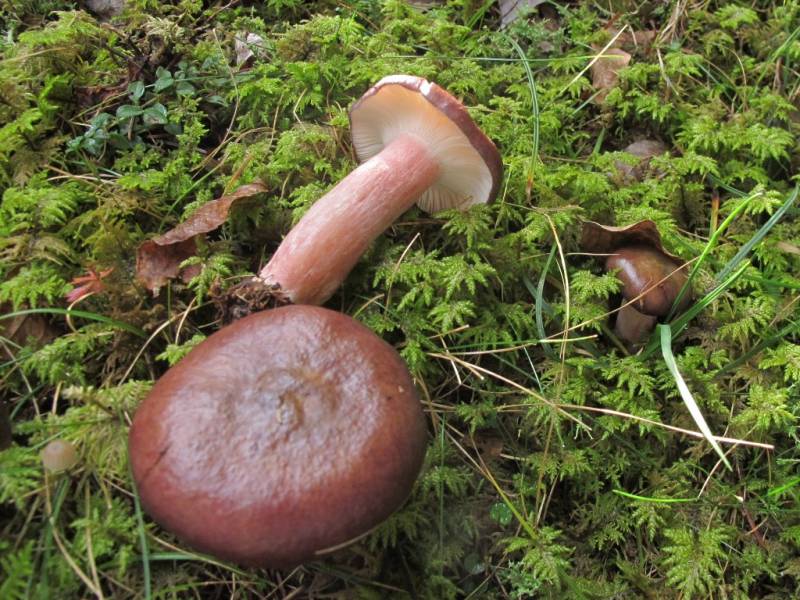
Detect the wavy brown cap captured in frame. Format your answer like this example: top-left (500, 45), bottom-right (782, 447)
top-left (581, 220), bottom-right (690, 317)
top-left (581, 219), bottom-right (680, 262)
top-left (129, 306), bottom-right (427, 568)
top-left (349, 75), bottom-right (502, 213)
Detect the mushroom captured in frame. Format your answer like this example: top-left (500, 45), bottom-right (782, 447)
top-left (129, 305), bottom-right (427, 568)
top-left (581, 220), bottom-right (690, 346)
top-left (41, 439), bottom-right (78, 472)
top-left (244, 75), bottom-right (502, 307)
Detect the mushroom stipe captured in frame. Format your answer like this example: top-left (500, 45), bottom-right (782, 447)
top-left (129, 305), bottom-right (427, 568)
top-left (221, 75), bottom-right (501, 318)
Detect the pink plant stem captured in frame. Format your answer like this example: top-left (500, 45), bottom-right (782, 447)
top-left (259, 134), bottom-right (440, 305)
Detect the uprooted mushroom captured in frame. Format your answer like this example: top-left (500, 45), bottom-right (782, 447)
top-left (129, 75), bottom-right (503, 568)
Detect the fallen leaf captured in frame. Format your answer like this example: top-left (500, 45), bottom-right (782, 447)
top-left (591, 48), bottom-right (631, 103)
top-left (0, 303), bottom-right (57, 350)
top-left (498, 0), bottom-right (546, 27)
top-left (580, 219), bottom-right (682, 266)
top-left (776, 241), bottom-right (800, 256)
top-left (136, 182), bottom-right (267, 295)
top-left (234, 32), bottom-right (265, 67)
top-left (136, 239), bottom-right (198, 295)
top-left (85, 0), bottom-right (126, 20)
top-left (607, 27), bottom-right (657, 51)
top-left (615, 139), bottom-right (669, 181)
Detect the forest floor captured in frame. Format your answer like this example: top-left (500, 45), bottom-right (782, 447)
top-left (1, 1), bottom-right (800, 598)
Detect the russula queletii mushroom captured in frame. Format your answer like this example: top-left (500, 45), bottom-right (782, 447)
top-left (581, 220), bottom-right (691, 346)
top-left (128, 305), bottom-right (427, 568)
top-left (246, 74), bottom-right (502, 307)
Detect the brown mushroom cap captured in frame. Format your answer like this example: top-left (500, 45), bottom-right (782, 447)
top-left (349, 74), bottom-right (502, 213)
top-left (605, 245), bottom-right (688, 317)
top-left (129, 305), bottom-right (427, 568)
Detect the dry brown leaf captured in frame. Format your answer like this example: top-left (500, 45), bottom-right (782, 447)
top-left (498, 0), bottom-right (547, 27)
top-left (776, 241), bottom-right (800, 256)
top-left (580, 220), bottom-right (683, 267)
top-left (608, 27), bottom-right (657, 51)
top-left (591, 48), bottom-right (631, 103)
top-left (0, 303), bottom-right (57, 351)
top-left (136, 182), bottom-right (267, 295)
top-left (615, 139), bottom-right (669, 181)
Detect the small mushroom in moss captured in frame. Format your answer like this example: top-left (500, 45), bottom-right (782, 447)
top-left (41, 440), bottom-right (78, 472)
top-left (236, 75), bottom-right (502, 309)
top-left (129, 305), bottom-right (427, 568)
top-left (581, 220), bottom-right (690, 346)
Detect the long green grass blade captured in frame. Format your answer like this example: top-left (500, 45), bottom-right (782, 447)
top-left (613, 489), bottom-right (695, 503)
top-left (767, 476), bottom-right (800, 498)
top-left (659, 324), bottom-right (731, 471)
top-left (667, 192), bottom-right (755, 320)
top-left (505, 36), bottom-right (540, 165)
top-left (715, 184), bottom-right (798, 283)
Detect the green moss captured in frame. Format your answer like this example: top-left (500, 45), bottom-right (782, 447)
top-left (1, 1), bottom-right (800, 597)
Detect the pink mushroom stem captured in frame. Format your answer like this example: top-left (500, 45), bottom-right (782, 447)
top-left (258, 133), bottom-right (439, 305)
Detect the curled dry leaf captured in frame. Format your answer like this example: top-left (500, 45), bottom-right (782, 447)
top-left (615, 139), bottom-right (669, 181)
top-left (0, 302), bottom-right (57, 357)
top-left (136, 182), bottom-right (267, 295)
top-left (234, 32), bottom-right (265, 67)
top-left (580, 219), bottom-right (681, 264)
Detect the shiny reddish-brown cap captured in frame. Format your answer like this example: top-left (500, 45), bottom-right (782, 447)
top-left (349, 74), bottom-right (502, 213)
top-left (129, 305), bottom-right (427, 568)
top-left (605, 245), bottom-right (688, 317)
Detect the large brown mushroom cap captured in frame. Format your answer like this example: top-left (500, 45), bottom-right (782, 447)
top-left (129, 306), bottom-right (427, 568)
top-left (349, 74), bottom-right (502, 213)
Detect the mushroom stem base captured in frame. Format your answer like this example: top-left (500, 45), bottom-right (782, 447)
top-left (614, 303), bottom-right (657, 347)
top-left (215, 277), bottom-right (290, 324)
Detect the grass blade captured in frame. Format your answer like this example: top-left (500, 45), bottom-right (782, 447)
top-left (505, 35), bottom-right (539, 165)
top-left (523, 245), bottom-right (557, 360)
top-left (715, 184), bottom-right (798, 283)
top-left (767, 476), bottom-right (800, 498)
top-left (659, 324), bottom-right (732, 471)
top-left (613, 489), bottom-right (695, 503)
top-left (667, 191), bottom-right (756, 319)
